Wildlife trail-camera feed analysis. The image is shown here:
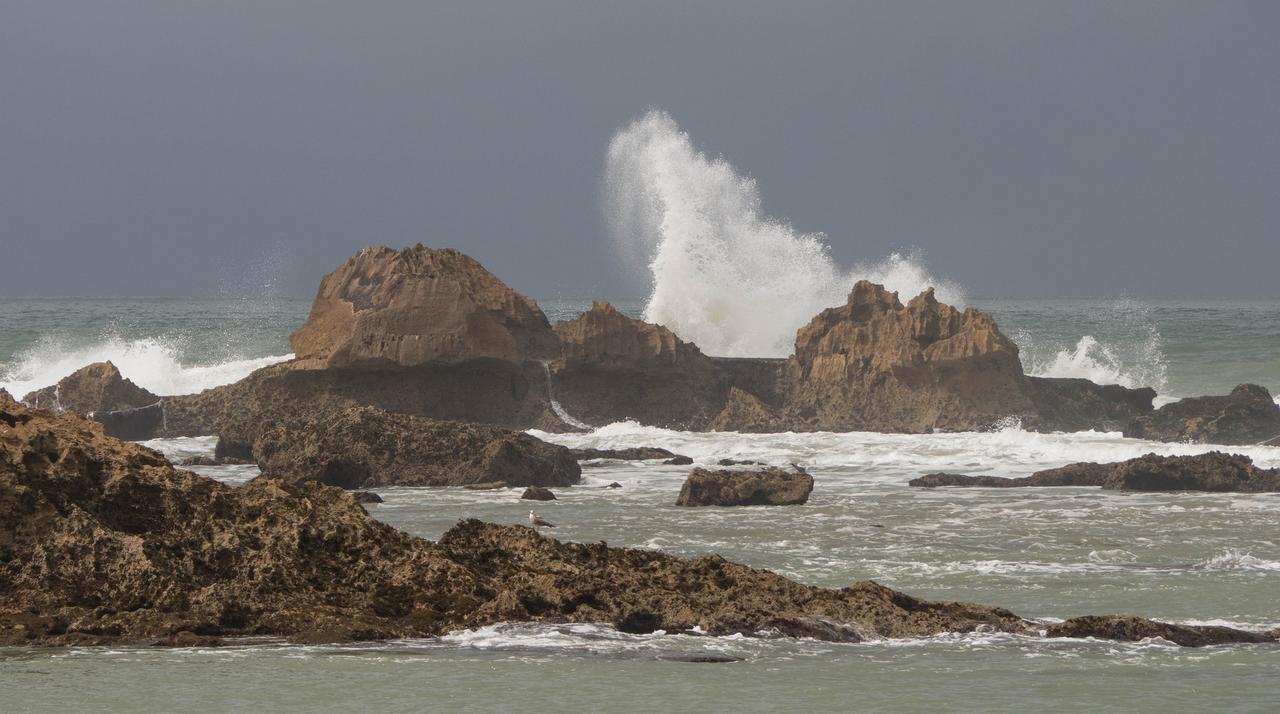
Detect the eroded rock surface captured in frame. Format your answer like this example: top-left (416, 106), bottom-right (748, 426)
top-left (1124, 384), bottom-right (1280, 445)
top-left (675, 467), bottom-right (814, 506)
top-left (252, 405), bottom-right (581, 488)
top-left (910, 453), bottom-right (1279, 492)
top-left (1, 398), bottom-right (1270, 648)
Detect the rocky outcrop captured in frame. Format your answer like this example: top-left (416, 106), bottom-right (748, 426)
top-left (290, 245), bottom-right (559, 369)
top-left (1045, 616), bottom-right (1276, 647)
top-left (21, 361), bottom-right (158, 414)
top-left (549, 302), bottom-right (728, 428)
top-left (252, 405), bottom-right (581, 488)
top-left (910, 452), bottom-right (1280, 492)
top-left (2, 399), bottom-right (1271, 648)
top-left (568, 446), bottom-right (678, 461)
top-left (521, 486), bottom-right (556, 501)
top-left (675, 467), bottom-right (814, 507)
top-left (1124, 384), bottom-right (1280, 445)
top-left (779, 283), bottom-right (1037, 433)
top-left (1027, 377), bottom-right (1156, 433)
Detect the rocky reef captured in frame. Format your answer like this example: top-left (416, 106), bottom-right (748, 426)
top-left (910, 452), bottom-right (1280, 492)
top-left (252, 404), bottom-right (581, 488)
top-left (675, 467), bottom-right (814, 506)
top-left (1124, 384), bottom-right (1280, 445)
top-left (5, 394), bottom-right (1269, 648)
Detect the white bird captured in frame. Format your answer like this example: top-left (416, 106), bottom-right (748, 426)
top-left (528, 510), bottom-right (555, 530)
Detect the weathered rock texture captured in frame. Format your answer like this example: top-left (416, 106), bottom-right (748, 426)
top-left (675, 467), bottom-right (814, 507)
top-left (1124, 384), bottom-right (1280, 445)
top-left (1045, 616), bottom-right (1275, 647)
top-left (1, 398), bottom-right (1269, 648)
top-left (291, 245), bottom-right (559, 369)
top-left (21, 361), bottom-right (158, 415)
top-left (252, 405), bottom-right (581, 488)
top-left (910, 452), bottom-right (1280, 492)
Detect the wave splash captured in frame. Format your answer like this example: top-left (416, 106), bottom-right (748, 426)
top-left (1017, 299), bottom-right (1169, 393)
top-left (603, 109), bottom-right (963, 358)
top-left (0, 334), bottom-right (291, 398)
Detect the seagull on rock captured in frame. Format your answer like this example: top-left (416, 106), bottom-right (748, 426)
top-left (528, 510), bottom-right (555, 530)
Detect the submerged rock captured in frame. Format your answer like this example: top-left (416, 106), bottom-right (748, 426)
top-left (675, 467), bottom-right (814, 507)
top-left (1124, 384), bottom-right (1280, 445)
top-left (1, 400), bottom-right (1272, 648)
top-left (521, 485), bottom-right (557, 501)
top-left (1046, 616), bottom-right (1275, 647)
top-left (569, 446), bottom-right (679, 461)
top-left (663, 455), bottom-right (694, 466)
top-left (910, 453), bottom-right (1280, 492)
top-left (353, 491), bottom-right (384, 504)
top-left (253, 404), bottom-right (581, 489)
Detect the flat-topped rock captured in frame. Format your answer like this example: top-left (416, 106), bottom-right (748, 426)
top-left (568, 446), bottom-right (679, 461)
top-left (1124, 384), bottom-right (1280, 445)
top-left (252, 404), bottom-right (581, 489)
top-left (290, 244), bottom-right (559, 369)
top-left (910, 452), bottom-right (1279, 492)
top-left (676, 466), bottom-right (814, 506)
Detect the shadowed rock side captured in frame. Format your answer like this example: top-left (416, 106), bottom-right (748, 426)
top-left (290, 244), bottom-right (560, 369)
top-left (251, 405), bottom-right (581, 488)
top-left (549, 301), bottom-right (729, 428)
top-left (1026, 377), bottom-right (1157, 433)
top-left (1, 398), bottom-right (1270, 648)
top-left (780, 283), bottom-right (1037, 433)
top-left (1045, 616), bottom-right (1275, 647)
top-left (910, 452), bottom-right (1280, 492)
top-left (676, 467), bottom-right (814, 506)
top-left (1124, 384), bottom-right (1280, 445)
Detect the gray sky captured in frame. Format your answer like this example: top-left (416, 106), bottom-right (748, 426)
top-left (2, 1), bottom-right (1277, 299)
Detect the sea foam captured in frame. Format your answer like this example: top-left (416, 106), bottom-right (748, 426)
top-left (604, 109), bottom-right (962, 358)
top-left (0, 335), bottom-right (291, 397)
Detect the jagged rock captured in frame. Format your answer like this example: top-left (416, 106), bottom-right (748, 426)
top-left (549, 302), bottom-right (728, 428)
top-left (252, 404), bottom-right (580, 489)
top-left (353, 491), bottom-right (384, 504)
top-left (708, 387), bottom-right (784, 432)
top-left (910, 453), bottom-right (1279, 492)
top-left (568, 446), bottom-right (677, 461)
top-left (20, 361), bottom-right (158, 415)
top-left (521, 486), bottom-right (556, 501)
top-left (1046, 616), bottom-right (1275, 647)
top-left (663, 455), bottom-right (694, 466)
top-left (1124, 384), bottom-right (1280, 445)
top-left (676, 467), bottom-right (814, 507)
top-left (2, 401), bottom-right (1272, 648)
top-left (290, 245), bottom-right (559, 369)
top-left (1027, 377), bottom-right (1156, 432)
top-left (781, 283), bottom-right (1037, 433)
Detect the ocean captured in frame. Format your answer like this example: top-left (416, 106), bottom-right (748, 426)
top-left (2, 296), bottom-right (1280, 712)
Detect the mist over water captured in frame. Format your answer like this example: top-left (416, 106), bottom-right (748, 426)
top-left (604, 110), bottom-right (963, 358)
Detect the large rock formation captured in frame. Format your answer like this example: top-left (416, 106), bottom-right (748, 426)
top-left (1124, 384), bottom-right (1280, 445)
top-left (549, 302), bottom-right (728, 428)
top-left (21, 361), bottom-right (158, 415)
top-left (252, 404), bottom-right (581, 488)
top-left (675, 467), bottom-right (814, 506)
top-left (910, 452), bottom-right (1280, 492)
top-left (780, 283), bottom-right (1036, 432)
top-left (1026, 377), bottom-right (1157, 433)
top-left (291, 245), bottom-right (559, 369)
top-left (1, 397), bottom-right (1270, 648)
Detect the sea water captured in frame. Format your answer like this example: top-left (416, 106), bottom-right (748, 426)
top-left (2, 295), bottom-right (1279, 712)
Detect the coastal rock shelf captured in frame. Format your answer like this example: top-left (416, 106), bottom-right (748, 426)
top-left (3, 394), bottom-right (1272, 649)
top-left (910, 452), bottom-right (1280, 492)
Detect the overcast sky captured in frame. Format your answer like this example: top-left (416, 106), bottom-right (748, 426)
top-left (2, 1), bottom-right (1277, 299)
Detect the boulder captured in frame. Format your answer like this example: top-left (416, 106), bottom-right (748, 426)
top-left (353, 491), bottom-right (384, 504)
top-left (676, 467), bottom-right (814, 507)
top-left (663, 455), bottom-right (694, 466)
top-left (2, 401), bottom-right (1272, 648)
top-left (1124, 384), bottom-right (1280, 445)
top-left (20, 361), bottom-right (158, 415)
top-left (521, 486), bottom-right (557, 501)
top-left (252, 404), bottom-right (581, 489)
top-left (568, 446), bottom-right (678, 461)
top-left (780, 283), bottom-right (1037, 433)
top-left (708, 387), bottom-right (785, 432)
top-left (290, 245), bottom-right (559, 369)
top-left (910, 453), bottom-right (1279, 492)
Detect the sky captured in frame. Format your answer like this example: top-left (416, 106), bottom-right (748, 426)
top-left (1, 0), bottom-right (1277, 299)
